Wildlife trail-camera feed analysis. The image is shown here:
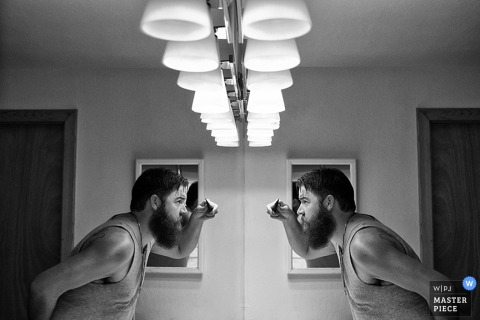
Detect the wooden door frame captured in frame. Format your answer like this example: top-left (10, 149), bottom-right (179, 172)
top-left (417, 108), bottom-right (480, 268)
top-left (0, 109), bottom-right (77, 260)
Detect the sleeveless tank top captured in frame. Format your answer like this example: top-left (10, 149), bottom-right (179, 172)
top-left (51, 213), bottom-right (151, 320)
top-left (340, 214), bottom-right (431, 320)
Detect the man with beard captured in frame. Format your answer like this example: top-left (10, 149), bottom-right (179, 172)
top-left (29, 168), bottom-right (218, 320)
top-left (150, 181), bottom-right (199, 267)
top-left (267, 168), bottom-right (449, 320)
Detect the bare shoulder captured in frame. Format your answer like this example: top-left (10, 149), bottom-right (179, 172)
top-left (81, 226), bottom-right (135, 264)
top-left (349, 227), bottom-right (402, 266)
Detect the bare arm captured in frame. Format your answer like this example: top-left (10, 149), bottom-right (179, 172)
top-left (266, 200), bottom-right (336, 259)
top-left (151, 199), bottom-right (219, 258)
top-left (28, 228), bottom-right (134, 320)
top-left (350, 228), bottom-right (450, 317)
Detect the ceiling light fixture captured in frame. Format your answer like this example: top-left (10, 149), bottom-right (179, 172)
top-left (162, 32), bottom-right (220, 72)
top-left (177, 68), bottom-right (225, 91)
top-left (140, 0), bottom-right (213, 41)
top-left (140, 0), bottom-right (311, 147)
top-left (242, 0), bottom-right (312, 41)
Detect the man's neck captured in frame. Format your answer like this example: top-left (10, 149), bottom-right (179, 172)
top-left (331, 210), bottom-right (356, 246)
top-left (131, 211), bottom-right (155, 248)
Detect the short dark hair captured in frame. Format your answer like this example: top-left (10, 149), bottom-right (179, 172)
top-left (296, 168), bottom-right (356, 212)
top-left (130, 168), bottom-right (189, 212)
top-left (186, 181), bottom-right (198, 209)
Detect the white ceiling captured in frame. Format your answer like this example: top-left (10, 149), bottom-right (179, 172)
top-left (1, 0), bottom-right (480, 69)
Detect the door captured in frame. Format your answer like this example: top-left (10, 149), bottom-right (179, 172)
top-left (418, 108), bottom-right (480, 319)
top-left (0, 110), bottom-right (76, 320)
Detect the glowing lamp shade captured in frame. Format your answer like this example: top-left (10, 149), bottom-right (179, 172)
top-left (247, 122), bottom-right (280, 130)
top-left (249, 141), bottom-right (272, 147)
top-left (140, 0), bottom-right (212, 41)
top-left (242, 0), bottom-right (311, 40)
top-left (178, 68), bottom-right (225, 91)
top-left (215, 136), bottom-right (239, 142)
top-left (244, 39), bottom-right (300, 72)
top-left (201, 111), bottom-right (234, 123)
top-left (247, 135), bottom-right (273, 147)
top-left (247, 112), bottom-right (280, 123)
top-left (211, 128), bottom-right (238, 137)
top-left (192, 90), bottom-right (230, 113)
top-left (217, 141), bottom-right (240, 147)
top-left (248, 136), bottom-right (272, 142)
top-left (206, 122), bottom-right (236, 130)
top-left (247, 90), bottom-right (285, 113)
top-left (247, 70), bottom-right (293, 90)
top-left (163, 33), bottom-right (219, 72)
top-left (247, 129), bottom-right (274, 138)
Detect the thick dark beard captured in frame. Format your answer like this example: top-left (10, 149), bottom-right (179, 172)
top-left (148, 203), bottom-right (182, 249)
top-left (303, 204), bottom-right (337, 250)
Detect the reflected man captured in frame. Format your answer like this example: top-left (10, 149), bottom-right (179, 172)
top-left (148, 181), bottom-right (199, 267)
top-left (267, 168), bottom-right (449, 319)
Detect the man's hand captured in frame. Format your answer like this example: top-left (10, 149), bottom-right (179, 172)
top-left (192, 199), bottom-right (219, 221)
top-left (266, 199), bottom-right (295, 221)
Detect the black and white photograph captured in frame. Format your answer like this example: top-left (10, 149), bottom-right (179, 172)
top-left (1, 0), bottom-right (479, 319)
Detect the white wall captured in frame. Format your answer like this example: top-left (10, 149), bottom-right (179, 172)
top-left (1, 66), bottom-right (480, 320)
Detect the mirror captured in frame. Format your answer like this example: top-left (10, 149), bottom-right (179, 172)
top-left (286, 159), bottom-right (357, 275)
top-left (135, 159), bottom-right (204, 275)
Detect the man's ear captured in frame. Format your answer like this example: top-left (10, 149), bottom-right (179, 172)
top-left (325, 194), bottom-right (335, 211)
top-left (150, 194), bottom-right (161, 210)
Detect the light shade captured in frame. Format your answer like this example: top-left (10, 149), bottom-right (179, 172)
top-left (244, 39), bottom-right (300, 72)
top-left (249, 141), bottom-right (272, 147)
top-left (242, 0), bottom-right (312, 40)
top-left (178, 68), bottom-right (225, 91)
top-left (247, 70), bottom-right (293, 90)
top-left (201, 111), bottom-right (235, 123)
top-left (247, 112), bottom-right (280, 123)
top-left (247, 122), bottom-right (280, 130)
top-left (192, 90), bottom-right (230, 113)
top-left (163, 33), bottom-right (219, 72)
top-left (211, 128), bottom-right (239, 137)
top-left (248, 136), bottom-right (273, 142)
top-left (140, 0), bottom-right (212, 41)
top-left (247, 90), bottom-right (285, 113)
top-left (206, 122), bottom-right (237, 130)
top-left (247, 129), bottom-right (274, 137)
top-left (248, 134), bottom-right (273, 143)
top-left (215, 136), bottom-right (239, 142)
top-left (217, 141), bottom-right (240, 147)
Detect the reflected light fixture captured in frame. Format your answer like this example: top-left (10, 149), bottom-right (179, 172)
top-left (192, 89), bottom-right (230, 113)
top-left (242, 0), bottom-right (312, 40)
top-left (140, 0), bottom-right (212, 41)
top-left (247, 70), bottom-right (293, 90)
top-left (162, 32), bottom-right (220, 72)
top-left (177, 68), bottom-right (225, 91)
top-left (247, 122), bottom-right (279, 130)
top-left (201, 111), bottom-right (235, 123)
top-left (247, 90), bottom-right (285, 113)
top-left (247, 112), bottom-right (280, 123)
top-left (244, 39), bottom-right (300, 72)
top-left (140, 0), bottom-right (311, 147)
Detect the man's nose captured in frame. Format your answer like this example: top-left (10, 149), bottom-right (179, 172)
top-left (297, 205), bottom-right (305, 215)
top-left (180, 205), bottom-right (188, 215)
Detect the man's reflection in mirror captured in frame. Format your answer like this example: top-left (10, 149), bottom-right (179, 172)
top-left (147, 181), bottom-right (198, 267)
top-left (293, 182), bottom-right (339, 268)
